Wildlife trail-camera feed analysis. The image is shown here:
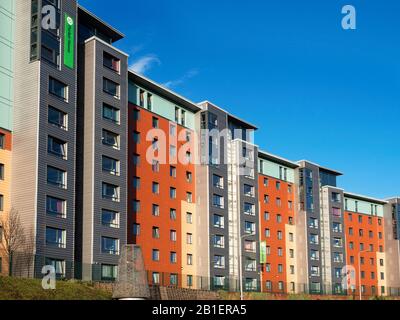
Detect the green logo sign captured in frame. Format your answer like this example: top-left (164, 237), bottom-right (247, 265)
top-left (260, 241), bottom-right (267, 264)
top-left (64, 14), bottom-right (74, 69)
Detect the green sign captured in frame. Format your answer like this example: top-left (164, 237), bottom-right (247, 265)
top-left (260, 241), bottom-right (267, 264)
top-left (64, 14), bottom-right (75, 69)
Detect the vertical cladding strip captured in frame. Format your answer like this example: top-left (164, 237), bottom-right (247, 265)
top-left (320, 189), bottom-right (332, 290)
top-left (12, 0), bottom-right (40, 259)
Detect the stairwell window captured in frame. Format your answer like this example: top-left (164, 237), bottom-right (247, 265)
top-left (49, 77), bottom-right (68, 101)
top-left (103, 78), bottom-right (120, 98)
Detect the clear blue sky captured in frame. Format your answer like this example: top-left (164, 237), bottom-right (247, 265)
top-left (79, 0), bottom-right (400, 199)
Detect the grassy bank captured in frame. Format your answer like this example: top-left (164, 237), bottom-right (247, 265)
top-left (0, 277), bottom-right (112, 300)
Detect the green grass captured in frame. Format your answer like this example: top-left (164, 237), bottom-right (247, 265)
top-left (0, 277), bottom-right (113, 300)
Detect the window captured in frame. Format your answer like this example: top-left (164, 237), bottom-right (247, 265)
top-left (213, 215), bottom-right (224, 228)
top-left (276, 198), bottom-right (282, 207)
top-left (332, 207), bottom-right (342, 218)
top-left (289, 233), bottom-right (294, 242)
top-left (278, 264), bottom-right (284, 273)
top-left (102, 129), bottom-right (119, 149)
top-left (245, 259), bottom-right (257, 272)
top-left (170, 230), bottom-right (177, 242)
top-left (170, 166), bottom-right (176, 178)
top-left (133, 131), bottom-right (140, 144)
top-left (309, 218), bottom-right (319, 229)
top-left (133, 224), bottom-right (140, 236)
top-left (102, 156), bottom-right (119, 175)
top-left (152, 272), bottom-right (160, 285)
top-left (152, 250), bottom-right (160, 261)
top-left (186, 212), bottom-right (193, 224)
top-left (152, 138), bottom-right (159, 150)
top-left (0, 195), bottom-right (4, 211)
top-left (0, 134), bottom-right (4, 149)
top-left (103, 78), bottom-right (120, 98)
top-left (331, 192), bottom-right (341, 203)
top-left (213, 175), bottom-right (224, 189)
top-left (244, 184), bottom-right (255, 197)
top-left (288, 185), bottom-right (292, 193)
top-left (152, 160), bottom-right (159, 173)
top-left (186, 171), bottom-right (192, 183)
top-left (264, 212), bottom-right (270, 221)
top-left (133, 154), bottom-right (140, 166)
top-left (310, 250), bottom-right (320, 261)
top-left (170, 187), bottom-right (176, 199)
top-left (244, 203), bottom-right (255, 216)
top-left (46, 196), bottom-right (66, 218)
top-left (289, 249), bottom-right (295, 259)
top-left (49, 77), bottom-right (67, 100)
top-left (152, 117), bottom-right (159, 129)
top-left (186, 192), bottom-right (193, 203)
top-left (133, 200), bottom-right (140, 213)
top-left (288, 201), bottom-right (293, 210)
top-left (170, 252), bottom-right (177, 264)
top-left (213, 235), bottom-right (225, 248)
top-left (102, 209), bottom-right (119, 228)
top-left (101, 264), bottom-right (118, 281)
top-left (277, 231), bottom-right (283, 240)
top-left (187, 254), bottom-right (193, 266)
top-left (244, 240), bottom-right (256, 253)
top-left (277, 214), bottom-right (282, 223)
top-left (245, 221), bottom-right (256, 234)
top-left (48, 106), bottom-right (67, 129)
top-left (170, 274), bottom-right (178, 286)
top-left (139, 90), bottom-right (145, 107)
top-left (333, 237), bottom-right (343, 248)
top-left (311, 266), bottom-right (320, 277)
top-left (187, 275), bottom-right (193, 287)
top-left (276, 181), bottom-right (281, 190)
top-left (46, 227), bottom-right (66, 248)
top-left (278, 248), bottom-right (283, 257)
top-left (187, 233), bottom-right (193, 245)
top-left (266, 281), bottom-right (272, 291)
top-left (103, 104), bottom-right (120, 123)
top-left (358, 215), bottom-right (363, 223)
top-left (263, 177), bottom-right (269, 187)
top-left (152, 204), bottom-right (160, 217)
top-left (102, 237), bottom-right (119, 255)
top-left (133, 177), bottom-right (140, 189)
top-left (103, 52), bottom-right (120, 72)
top-left (333, 222), bottom-right (342, 233)
top-left (102, 182), bottom-right (119, 202)
top-left (213, 194), bottom-right (224, 208)
top-left (214, 255), bottom-right (225, 268)
top-left (333, 252), bottom-right (344, 263)
top-left (170, 209), bottom-right (177, 220)
top-left (0, 164), bottom-right (4, 180)
top-left (48, 136), bottom-right (67, 159)
top-left (349, 227), bottom-right (354, 235)
top-left (265, 229), bottom-right (270, 238)
top-left (152, 182), bottom-right (159, 194)
top-left (152, 227), bottom-right (160, 239)
top-left (47, 166), bottom-right (66, 189)
top-left (133, 108), bottom-right (140, 121)
top-left (310, 234), bottom-right (319, 245)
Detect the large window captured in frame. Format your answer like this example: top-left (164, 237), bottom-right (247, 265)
top-left (102, 182), bottom-right (120, 202)
top-left (103, 78), bottom-right (120, 98)
top-left (48, 106), bottom-right (67, 129)
top-left (212, 175), bottom-right (223, 189)
top-left (46, 227), bottom-right (66, 248)
top-left (101, 209), bottom-right (120, 228)
top-left (102, 129), bottom-right (120, 149)
top-left (244, 221), bottom-right (256, 234)
top-left (103, 52), bottom-right (120, 73)
top-left (48, 136), bottom-right (67, 159)
top-left (46, 196), bottom-right (66, 218)
top-left (244, 203), bottom-right (255, 216)
top-left (245, 259), bottom-right (257, 272)
top-left (102, 237), bottom-right (120, 255)
top-left (244, 184), bottom-right (255, 197)
top-left (213, 215), bottom-right (224, 228)
top-left (47, 166), bottom-right (66, 189)
top-left (102, 156), bottom-right (119, 175)
top-left (103, 103), bottom-right (120, 124)
top-left (49, 77), bottom-right (67, 101)
top-left (214, 255), bottom-right (225, 269)
top-left (213, 235), bottom-right (225, 248)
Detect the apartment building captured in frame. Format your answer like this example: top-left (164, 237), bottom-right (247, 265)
top-left (258, 151), bottom-right (298, 293)
top-left (195, 101), bottom-right (260, 292)
top-left (344, 193), bottom-right (386, 297)
top-left (0, 0), bottom-right (398, 296)
top-left (127, 71), bottom-right (200, 288)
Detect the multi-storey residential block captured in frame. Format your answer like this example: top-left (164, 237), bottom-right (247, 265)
top-left (344, 193), bottom-right (386, 297)
top-left (127, 71), bottom-right (200, 288)
top-left (0, 0), bottom-right (398, 298)
top-left (258, 151), bottom-right (298, 293)
top-left (196, 101), bottom-right (260, 292)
